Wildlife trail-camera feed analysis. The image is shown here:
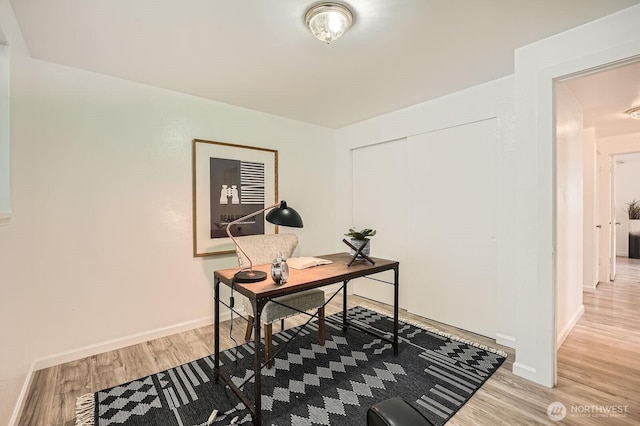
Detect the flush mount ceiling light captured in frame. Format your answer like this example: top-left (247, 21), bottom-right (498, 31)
top-left (305, 2), bottom-right (353, 44)
top-left (626, 105), bottom-right (640, 120)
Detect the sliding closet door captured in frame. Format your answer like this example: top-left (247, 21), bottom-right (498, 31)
top-left (407, 119), bottom-right (497, 337)
top-left (352, 139), bottom-right (408, 307)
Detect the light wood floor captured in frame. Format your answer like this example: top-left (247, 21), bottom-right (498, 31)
top-left (20, 259), bottom-right (640, 425)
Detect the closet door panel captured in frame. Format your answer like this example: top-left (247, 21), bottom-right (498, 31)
top-left (352, 139), bottom-right (408, 307)
top-left (406, 119), bottom-right (497, 337)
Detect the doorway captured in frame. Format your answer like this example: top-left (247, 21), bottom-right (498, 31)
top-left (614, 153), bottom-right (640, 261)
top-left (554, 59), bottom-right (640, 375)
top-left (559, 58), bottom-right (640, 291)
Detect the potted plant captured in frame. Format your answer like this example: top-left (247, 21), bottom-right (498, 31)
top-left (626, 199), bottom-right (640, 259)
top-left (344, 228), bottom-right (376, 257)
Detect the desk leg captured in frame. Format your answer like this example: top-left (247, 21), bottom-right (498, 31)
top-left (342, 280), bottom-right (348, 331)
top-left (214, 277), bottom-right (220, 381)
top-left (252, 300), bottom-right (264, 426)
top-left (393, 265), bottom-right (399, 355)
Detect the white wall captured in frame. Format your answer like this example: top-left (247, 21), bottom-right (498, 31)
top-left (615, 155), bottom-right (640, 256)
top-left (0, 48), bottom-right (334, 426)
top-left (513, 4), bottom-right (640, 386)
top-left (554, 83), bottom-right (584, 347)
top-left (0, 44), bottom-right (9, 220)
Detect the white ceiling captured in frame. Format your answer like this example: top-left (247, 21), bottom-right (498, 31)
top-left (9, 0), bottom-right (640, 129)
top-left (563, 60), bottom-right (640, 139)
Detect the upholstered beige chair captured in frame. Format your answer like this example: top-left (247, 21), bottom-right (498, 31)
top-left (234, 233), bottom-right (325, 368)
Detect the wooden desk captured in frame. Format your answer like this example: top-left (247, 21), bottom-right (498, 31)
top-left (213, 252), bottom-right (400, 425)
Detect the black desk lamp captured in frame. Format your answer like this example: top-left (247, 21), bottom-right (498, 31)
top-left (225, 200), bottom-right (303, 283)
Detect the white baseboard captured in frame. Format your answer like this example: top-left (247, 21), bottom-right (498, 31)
top-left (9, 362), bottom-right (36, 426)
top-left (32, 314), bottom-right (222, 371)
top-left (495, 332), bottom-right (516, 348)
top-left (557, 305), bottom-right (584, 348)
top-left (512, 361), bottom-right (538, 382)
top-left (11, 314), bottom-right (227, 424)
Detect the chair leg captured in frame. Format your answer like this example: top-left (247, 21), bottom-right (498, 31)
top-left (245, 315), bottom-right (254, 342)
top-left (265, 323), bottom-right (273, 369)
top-left (318, 306), bottom-right (325, 345)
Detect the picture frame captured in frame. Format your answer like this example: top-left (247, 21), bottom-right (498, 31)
top-left (192, 139), bottom-right (278, 257)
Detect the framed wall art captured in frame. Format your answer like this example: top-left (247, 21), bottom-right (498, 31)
top-left (192, 139), bottom-right (278, 257)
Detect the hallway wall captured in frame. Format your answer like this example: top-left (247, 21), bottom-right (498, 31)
top-left (555, 83), bottom-right (585, 346)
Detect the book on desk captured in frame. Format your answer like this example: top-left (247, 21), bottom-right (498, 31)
top-left (286, 256), bottom-right (333, 270)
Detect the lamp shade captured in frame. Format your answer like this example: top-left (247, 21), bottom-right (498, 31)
top-left (266, 201), bottom-right (304, 228)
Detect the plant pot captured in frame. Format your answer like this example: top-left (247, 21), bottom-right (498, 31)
top-left (629, 220), bottom-right (640, 259)
top-left (349, 238), bottom-right (370, 258)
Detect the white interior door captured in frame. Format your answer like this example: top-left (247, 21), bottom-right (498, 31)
top-left (352, 139), bottom-right (408, 307)
top-left (610, 161), bottom-right (617, 281)
top-left (405, 119), bottom-right (498, 338)
top-left (592, 150), bottom-right (601, 286)
top-left (598, 154), bottom-right (612, 283)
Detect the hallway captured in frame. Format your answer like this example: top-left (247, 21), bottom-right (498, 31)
top-left (556, 256), bottom-right (640, 422)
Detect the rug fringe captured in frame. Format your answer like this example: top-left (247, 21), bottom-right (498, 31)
top-left (358, 303), bottom-right (508, 358)
top-left (75, 393), bottom-right (95, 426)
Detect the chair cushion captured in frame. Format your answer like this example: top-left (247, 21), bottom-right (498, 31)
top-left (262, 289), bottom-right (325, 324)
top-left (234, 233), bottom-right (325, 323)
top-left (367, 397), bottom-right (435, 426)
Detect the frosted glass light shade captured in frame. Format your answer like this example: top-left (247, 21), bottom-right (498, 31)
top-left (626, 106), bottom-right (640, 120)
top-left (305, 3), bottom-right (353, 44)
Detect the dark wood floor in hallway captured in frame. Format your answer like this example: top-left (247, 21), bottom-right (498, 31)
top-left (19, 259), bottom-right (640, 425)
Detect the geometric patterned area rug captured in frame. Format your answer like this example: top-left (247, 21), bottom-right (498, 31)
top-left (76, 306), bottom-right (506, 425)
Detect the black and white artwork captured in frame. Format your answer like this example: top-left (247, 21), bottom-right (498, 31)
top-left (192, 139), bottom-right (277, 257)
top-left (209, 158), bottom-right (265, 239)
